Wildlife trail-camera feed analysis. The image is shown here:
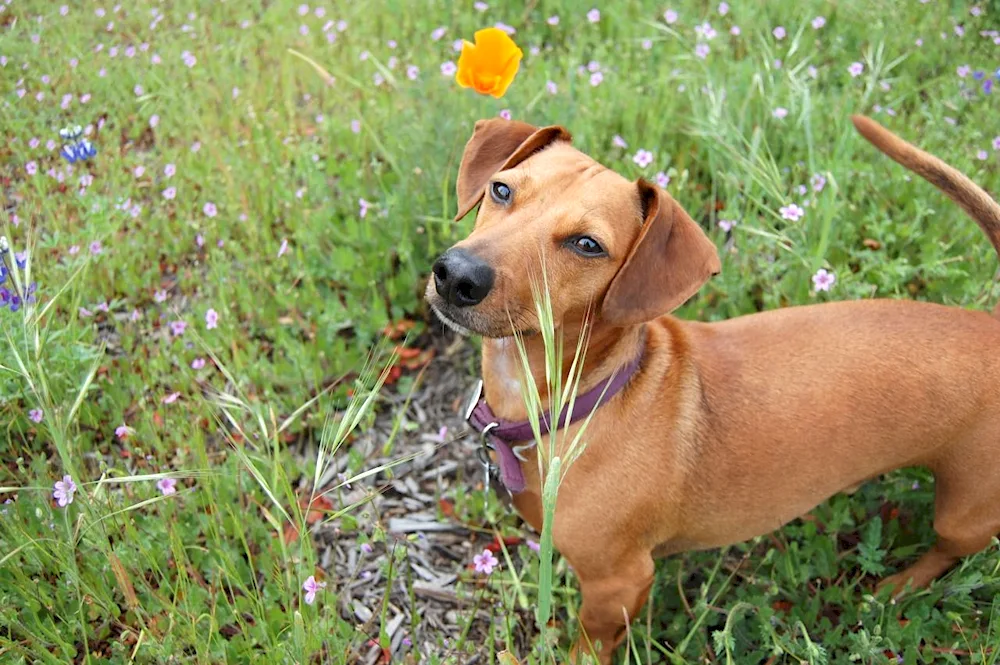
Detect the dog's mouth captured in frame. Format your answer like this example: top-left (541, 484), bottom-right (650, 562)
top-left (428, 301), bottom-right (535, 340)
top-left (430, 303), bottom-right (475, 337)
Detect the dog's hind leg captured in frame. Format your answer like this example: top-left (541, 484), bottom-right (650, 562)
top-left (879, 428), bottom-right (1000, 594)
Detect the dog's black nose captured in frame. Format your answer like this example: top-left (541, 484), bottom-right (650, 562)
top-left (432, 249), bottom-right (495, 307)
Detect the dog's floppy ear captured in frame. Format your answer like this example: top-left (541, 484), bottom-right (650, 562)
top-left (455, 119), bottom-right (571, 221)
top-left (601, 179), bottom-right (721, 325)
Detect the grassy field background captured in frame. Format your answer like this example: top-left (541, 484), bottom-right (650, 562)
top-left (2, 0), bottom-right (1000, 663)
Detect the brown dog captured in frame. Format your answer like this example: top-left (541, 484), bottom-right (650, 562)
top-left (425, 115), bottom-right (1000, 663)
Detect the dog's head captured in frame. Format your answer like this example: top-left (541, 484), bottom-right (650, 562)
top-left (426, 119), bottom-right (721, 338)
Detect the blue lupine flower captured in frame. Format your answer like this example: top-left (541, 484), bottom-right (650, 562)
top-left (9, 294), bottom-right (21, 312)
top-left (985, 79), bottom-right (994, 95)
top-left (60, 139), bottom-right (97, 163)
top-left (14, 252), bottom-right (26, 269)
top-left (973, 70), bottom-right (985, 81)
top-left (0, 265), bottom-right (6, 284)
top-left (0, 288), bottom-right (9, 307)
top-left (61, 143), bottom-right (79, 163)
top-left (77, 139), bottom-right (97, 159)
top-left (59, 125), bottom-right (83, 141)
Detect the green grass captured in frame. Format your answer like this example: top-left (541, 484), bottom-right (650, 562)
top-left (2, 0), bottom-right (1000, 662)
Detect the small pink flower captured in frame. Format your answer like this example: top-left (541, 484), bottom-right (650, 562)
top-left (134, 165), bottom-right (145, 177)
top-left (992, 136), bottom-right (1000, 151)
top-left (440, 61), bottom-right (456, 76)
top-left (350, 120), bottom-right (361, 134)
top-left (406, 65), bottom-right (419, 80)
top-left (163, 187), bottom-right (176, 200)
top-left (655, 171), bottom-right (670, 188)
top-left (694, 43), bottom-right (710, 59)
top-left (780, 204), bottom-right (805, 221)
top-left (526, 539), bottom-right (541, 552)
top-left (811, 173), bottom-right (827, 192)
top-left (773, 107), bottom-right (788, 119)
top-left (162, 392), bottom-right (181, 404)
top-left (474, 2), bottom-right (487, 11)
top-left (473, 549), bottom-right (499, 575)
top-left (156, 477), bottom-right (178, 495)
top-left (203, 202), bottom-right (218, 217)
top-left (149, 114), bottom-right (159, 128)
top-left (773, 26), bottom-right (786, 40)
top-left (431, 26), bottom-right (447, 40)
top-left (498, 109), bottom-right (511, 120)
top-left (696, 22), bottom-right (717, 39)
top-left (812, 16), bottom-right (826, 29)
top-left (205, 309), bottom-right (219, 329)
top-left (589, 71), bottom-right (604, 86)
top-left (302, 575), bottom-right (326, 604)
top-left (278, 238), bottom-right (289, 258)
top-left (586, 8), bottom-right (600, 23)
top-left (977, 149), bottom-right (988, 161)
top-left (191, 357), bottom-right (206, 369)
top-left (29, 409), bottom-right (43, 423)
top-left (547, 15), bottom-right (559, 26)
top-left (730, 25), bottom-right (741, 35)
top-left (25, 161), bottom-right (37, 175)
top-left (116, 424), bottom-right (130, 440)
top-left (718, 2), bottom-right (729, 15)
top-left (53, 475), bottom-right (77, 507)
top-left (633, 150), bottom-right (653, 168)
top-left (812, 268), bottom-right (836, 292)
top-left (90, 241), bottom-right (103, 255)
top-left (359, 198), bottom-right (370, 218)
top-left (663, 9), bottom-right (678, 24)
top-left (957, 65), bottom-right (970, 78)
top-left (170, 320), bottom-right (187, 336)
top-left (848, 62), bottom-right (864, 77)
top-left (546, 80), bottom-right (557, 94)
top-left (134, 84), bottom-right (144, 96)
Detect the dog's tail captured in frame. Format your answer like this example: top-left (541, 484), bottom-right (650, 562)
top-left (851, 114), bottom-right (1000, 315)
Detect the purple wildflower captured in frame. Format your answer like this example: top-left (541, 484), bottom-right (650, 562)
top-left (53, 475), bottom-right (77, 507)
top-left (812, 268), bottom-right (836, 292)
top-left (473, 549), bottom-right (499, 575)
top-left (302, 575), bottom-right (326, 604)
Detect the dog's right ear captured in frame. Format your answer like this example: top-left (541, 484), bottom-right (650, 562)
top-left (455, 119), bottom-right (571, 221)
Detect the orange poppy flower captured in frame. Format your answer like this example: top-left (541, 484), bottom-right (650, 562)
top-left (456, 27), bottom-right (523, 99)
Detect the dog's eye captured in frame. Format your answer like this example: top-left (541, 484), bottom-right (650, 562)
top-left (569, 236), bottom-right (605, 257)
top-left (490, 182), bottom-right (512, 204)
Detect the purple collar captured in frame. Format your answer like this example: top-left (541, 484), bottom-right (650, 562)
top-left (465, 345), bottom-right (645, 494)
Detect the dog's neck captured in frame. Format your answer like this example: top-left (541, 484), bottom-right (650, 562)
top-left (480, 323), bottom-right (646, 421)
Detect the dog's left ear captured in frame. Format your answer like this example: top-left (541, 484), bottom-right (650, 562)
top-left (455, 119), bottom-right (571, 221)
top-left (601, 179), bottom-right (721, 326)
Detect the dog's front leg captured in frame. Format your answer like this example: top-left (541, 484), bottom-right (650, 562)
top-left (570, 552), bottom-right (655, 664)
